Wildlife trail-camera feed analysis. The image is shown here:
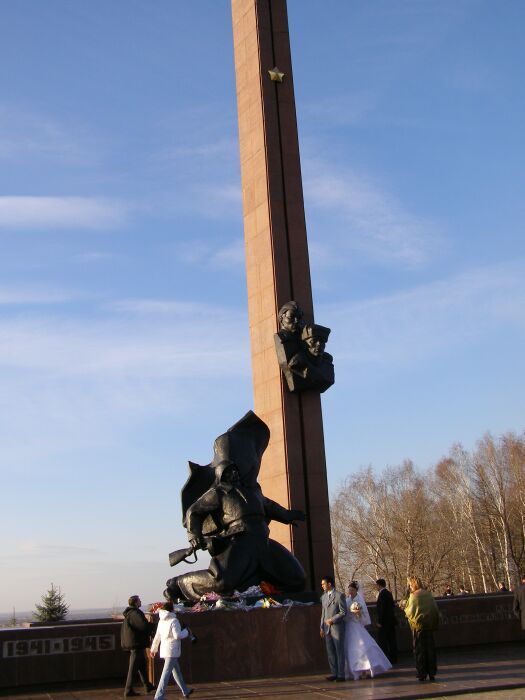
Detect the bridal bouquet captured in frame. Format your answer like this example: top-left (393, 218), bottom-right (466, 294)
top-left (350, 600), bottom-right (362, 617)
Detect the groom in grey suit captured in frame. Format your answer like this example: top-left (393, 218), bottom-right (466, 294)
top-left (320, 575), bottom-right (347, 681)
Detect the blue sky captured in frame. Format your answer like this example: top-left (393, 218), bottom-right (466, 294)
top-left (1, 0), bottom-right (524, 612)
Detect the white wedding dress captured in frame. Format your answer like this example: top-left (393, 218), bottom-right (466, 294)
top-left (344, 592), bottom-right (392, 680)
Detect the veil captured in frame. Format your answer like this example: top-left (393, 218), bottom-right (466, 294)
top-left (356, 591), bottom-right (371, 626)
top-left (346, 588), bottom-right (371, 626)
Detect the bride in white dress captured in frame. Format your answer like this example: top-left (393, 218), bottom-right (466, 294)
top-left (344, 580), bottom-right (392, 680)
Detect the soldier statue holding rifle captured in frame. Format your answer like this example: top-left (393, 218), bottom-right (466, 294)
top-left (166, 411), bottom-right (306, 602)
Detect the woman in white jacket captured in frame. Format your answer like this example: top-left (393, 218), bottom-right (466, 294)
top-left (150, 602), bottom-right (193, 699)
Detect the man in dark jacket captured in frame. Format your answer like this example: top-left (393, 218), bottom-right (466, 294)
top-left (121, 595), bottom-right (156, 697)
top-left (375, 578), bottom-right (398, 663)
top-left (514, 573), bottom-right (525, 632)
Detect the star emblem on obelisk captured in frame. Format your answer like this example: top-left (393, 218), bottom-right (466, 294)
top-left (268, 66), bottom-right (285, 82)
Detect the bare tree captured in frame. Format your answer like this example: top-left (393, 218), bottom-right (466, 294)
top-left (331, 430), bottom-right (525, 599)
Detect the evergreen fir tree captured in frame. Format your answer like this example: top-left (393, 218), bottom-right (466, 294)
top-left (8, 607), bottom-right (17, 627)
top-left (33, 583), bottom-right (69, 622)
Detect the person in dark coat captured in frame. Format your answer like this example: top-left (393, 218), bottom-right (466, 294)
top-left (121, 595), bottom-right (156, 697)
top-left (375, 578), bottom-right (398, 663)
top-left (513, 574), bottom-right (525, 631)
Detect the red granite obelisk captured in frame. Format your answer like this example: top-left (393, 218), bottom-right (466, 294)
top-left (231, 0), bottom-right (334, 590)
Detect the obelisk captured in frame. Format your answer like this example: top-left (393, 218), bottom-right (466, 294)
top-left (231, 0), bottom-right (334, 589)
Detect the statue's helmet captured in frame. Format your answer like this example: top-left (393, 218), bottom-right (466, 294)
top-left (301, 323), bottom-right (331, 343)
top-left (180, 411), bottom-right (270, 532)
top-left (213, 459), bottom-right (238, 484)
top-left (278, 300), bottom-right (301, 318)
top-left (210, 411), bottom-right (270, 486)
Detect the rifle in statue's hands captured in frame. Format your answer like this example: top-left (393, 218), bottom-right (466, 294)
top-left (168, 535), bottom-right (208, 567)
top-left (168, 543), bottom-right (201, 567)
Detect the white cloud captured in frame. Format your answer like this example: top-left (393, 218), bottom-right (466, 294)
top-left (156, 138), bottom-right (238, 162)
top-left (0, 285), bottom-right (74, 305)
top-left (0, 103), bottom-right (100, 165)
top-left (108, 299), bottom-right (221, 316)
top-left (154, 182), bottom-right (242, 222)
top-left (190, 183), bottom-right (242, 219)
top-left (210, 238), bottom-right (245, 267)
top-left (177, 236), bottom-right (245, 270)
top-left (0, 196), bottom-right (128, 229)
top-left (177, 239), bottom-right (217, 265)
top-left (73, 252), bottom-right (116, 263)
top-left (0, 300), bottom-right (251, 474)
top-left (303, 159), bottom-right (440, 268)
top-left (303, 92), bottom-right (376, 128)
top-left (0, 315), bottom-right (247, 377)
top-left (323, 260), bottom-right (525, 367)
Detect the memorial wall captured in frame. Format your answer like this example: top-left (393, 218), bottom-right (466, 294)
top-left (0, 595), bottom-right (521, 690)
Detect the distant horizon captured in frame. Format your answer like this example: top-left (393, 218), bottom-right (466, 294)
top-left (0, 601), bottom-right (169, 617)
top-left (0, 606), bottom-right (118, 617)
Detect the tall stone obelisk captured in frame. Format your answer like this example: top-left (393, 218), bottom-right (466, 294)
top-left (231, 0), bottom-right (334, 589)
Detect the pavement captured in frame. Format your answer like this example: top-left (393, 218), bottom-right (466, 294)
top-left (1, 642), bottom-right (524, 700)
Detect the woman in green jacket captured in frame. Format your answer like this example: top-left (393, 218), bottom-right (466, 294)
top-left (403, 576), bottom-right (439, 682)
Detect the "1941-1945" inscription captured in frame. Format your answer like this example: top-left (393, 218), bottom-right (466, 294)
top-left (2, 634), bottom-right (115, 658)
